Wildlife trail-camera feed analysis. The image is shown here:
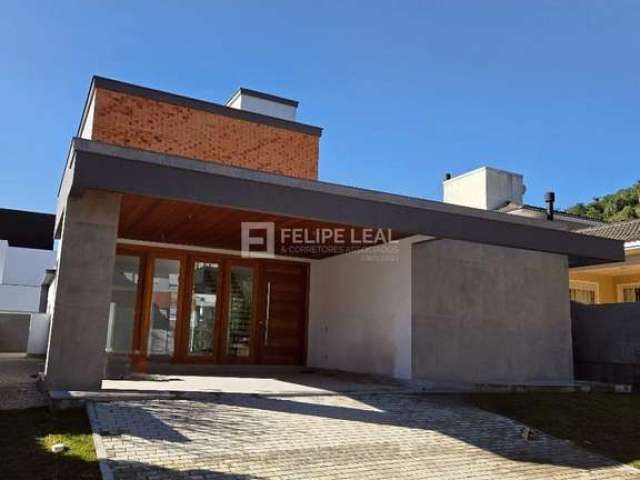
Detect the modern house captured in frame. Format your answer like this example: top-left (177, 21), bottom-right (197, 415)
top-left (43, 77), bottom-right (624, 391)
top-left (0, 208), bottom-right (56, 352)
top-left (569, 219), bottom-right (640, 304)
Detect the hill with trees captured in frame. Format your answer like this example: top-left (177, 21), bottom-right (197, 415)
top-left (567, 181), bottom-right (640, 222)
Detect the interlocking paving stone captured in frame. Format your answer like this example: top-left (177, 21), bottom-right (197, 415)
top-left (90, 391), bottom-right (640, 480)
top-left (0, 354), bottom-right (47, 410)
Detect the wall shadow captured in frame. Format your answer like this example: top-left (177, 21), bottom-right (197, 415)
top-left (92, 390), bottom-right (633, 473)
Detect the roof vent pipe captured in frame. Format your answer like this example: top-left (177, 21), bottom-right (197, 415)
top-left (544, 191), bottom-right (555, 221)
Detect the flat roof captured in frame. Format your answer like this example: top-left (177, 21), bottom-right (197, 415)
top-left (57, 138), bottom-right (624, 267)
top-left (82, 76), bottom-right (321, 137)
top-left (0, 208), bottom-right (55, 250)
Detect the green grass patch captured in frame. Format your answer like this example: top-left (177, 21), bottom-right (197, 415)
top-left (467, 392), bottom-right (640, 469)
top-left (0, 407), bottom-right (100, 479)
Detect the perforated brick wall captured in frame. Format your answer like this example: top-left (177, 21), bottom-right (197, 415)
top-left (90, 88), bottom-right (319, 180)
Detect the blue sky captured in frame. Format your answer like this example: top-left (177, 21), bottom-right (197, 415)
top-left (1, 1), bottom-right (638, 213)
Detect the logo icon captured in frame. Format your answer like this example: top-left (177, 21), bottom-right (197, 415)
top-left (241, 222), bottom-right (275, 258)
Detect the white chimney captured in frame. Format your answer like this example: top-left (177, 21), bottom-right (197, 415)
top-left (226, 88), bottom-right (298, 121)
top-left (443, 166), bottom-right (525, 210)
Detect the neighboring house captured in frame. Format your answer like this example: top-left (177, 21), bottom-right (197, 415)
top-left (569, 219), bottom-right (640, 304)
top-left (42, 77), bottom-right (624, 391)
top-left (443, 166), bottom-right (603, 231)
top-left (0, 208), bottom-right (56, 352)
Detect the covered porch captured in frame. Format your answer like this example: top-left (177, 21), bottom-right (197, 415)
top-left (44, 138), bottom-right (624, 391)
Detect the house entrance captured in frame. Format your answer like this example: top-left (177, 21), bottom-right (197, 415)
top-left (107, 244), bottom-right (309, 368)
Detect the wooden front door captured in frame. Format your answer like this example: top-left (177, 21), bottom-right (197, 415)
top-left (258, 262), bottom-right (308, 365)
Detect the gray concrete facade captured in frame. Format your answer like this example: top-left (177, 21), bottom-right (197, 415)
top-left (0, 313), bottom-right (30, 352)
top-left (412, 239), bottom-right (574, 384)
top-left (45, 190), bottom-right (121, 390)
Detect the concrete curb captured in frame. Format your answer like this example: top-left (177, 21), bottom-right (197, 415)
top-left (47, 380), bottom-right (634, 410)
top-left (86, 401), bottom-right (114, 480)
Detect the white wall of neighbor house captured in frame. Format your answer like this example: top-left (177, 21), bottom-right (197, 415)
top-left (1, 243), bottom-right (55, 286)
top-left (0, 240), bottom-right (6, 280)
top-left (0, 285), bottom-right (41, 313)
top-left (308, 237), bottom-right (427, 379)
top-left (0, 240), bottom-right (56, 313)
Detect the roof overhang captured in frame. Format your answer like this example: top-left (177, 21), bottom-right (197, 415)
top-left (0, 208), bottom-right (55, 250)
top-left (58, 138), bottom-right (625, 267)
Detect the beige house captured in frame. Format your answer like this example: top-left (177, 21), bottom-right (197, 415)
top-left (569, 220), bottom-right (640, 304)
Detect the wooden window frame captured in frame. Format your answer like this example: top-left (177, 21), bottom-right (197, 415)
top-left (117, 242), bottom-right (309, 368)
top-left (177, 253), bottom-right (225, 363)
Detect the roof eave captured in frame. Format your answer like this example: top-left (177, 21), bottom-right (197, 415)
top-left (58, 138), bottom-right (625, 268)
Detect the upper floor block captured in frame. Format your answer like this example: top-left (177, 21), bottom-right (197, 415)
top-left (78, 77), bottom-right (322, 180)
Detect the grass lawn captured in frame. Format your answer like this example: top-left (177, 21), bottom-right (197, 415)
top-left (0, 407), bottom-right (100, 479)
top-left (468, 392), bottom-right (640, 469)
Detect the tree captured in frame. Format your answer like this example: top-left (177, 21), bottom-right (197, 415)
top-left (567, 181), bottom-right (640, 222)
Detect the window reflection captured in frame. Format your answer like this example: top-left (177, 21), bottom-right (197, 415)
top-left (188, 262), bottom-right (219, 355)
top-left (226, 266), bottom-right (254, 357)
top-left (148, 258), bottom-right (180, 355)
top-left (107, 255), bottom-right (140, 353)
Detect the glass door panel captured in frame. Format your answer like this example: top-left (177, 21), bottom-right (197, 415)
top-left (188, 262), bottom-right (220, 355)
top-left (148, 258), bottom-right (181, 355)
top-left (225, 265), bottom-right (254, 358)
top-left (107, 255), bottom-right (141, 353)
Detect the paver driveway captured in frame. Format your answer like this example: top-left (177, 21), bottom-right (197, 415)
top-left (89, 390), bottom-right (640, 480)
top-left (0, 353), bottom-right (47, 410)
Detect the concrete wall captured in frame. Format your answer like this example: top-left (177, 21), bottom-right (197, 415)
top-left (27, 313), bottom-right (51, 356)
top-left (0, 312), bottom-right (30, 352)
top-left (443, 167), bottom-right (524, 211)
top-left (412, 239), bottom-right (574, 384)
top-left (572, 302), bottom-right (640, 384)
top-left (45, 190), bottom-right (121, 390)
top-left (308, 237), bottom-right (422, 379)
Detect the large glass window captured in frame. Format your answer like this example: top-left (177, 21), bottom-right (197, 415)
top-left (188, 262), bottom-right (220, 355)
top-left (107, 255), bottom-right (140, 353)
top-left (226, 266), bottom-right (254, 358)
top-left (148, 258), bottom-right (181, 355)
